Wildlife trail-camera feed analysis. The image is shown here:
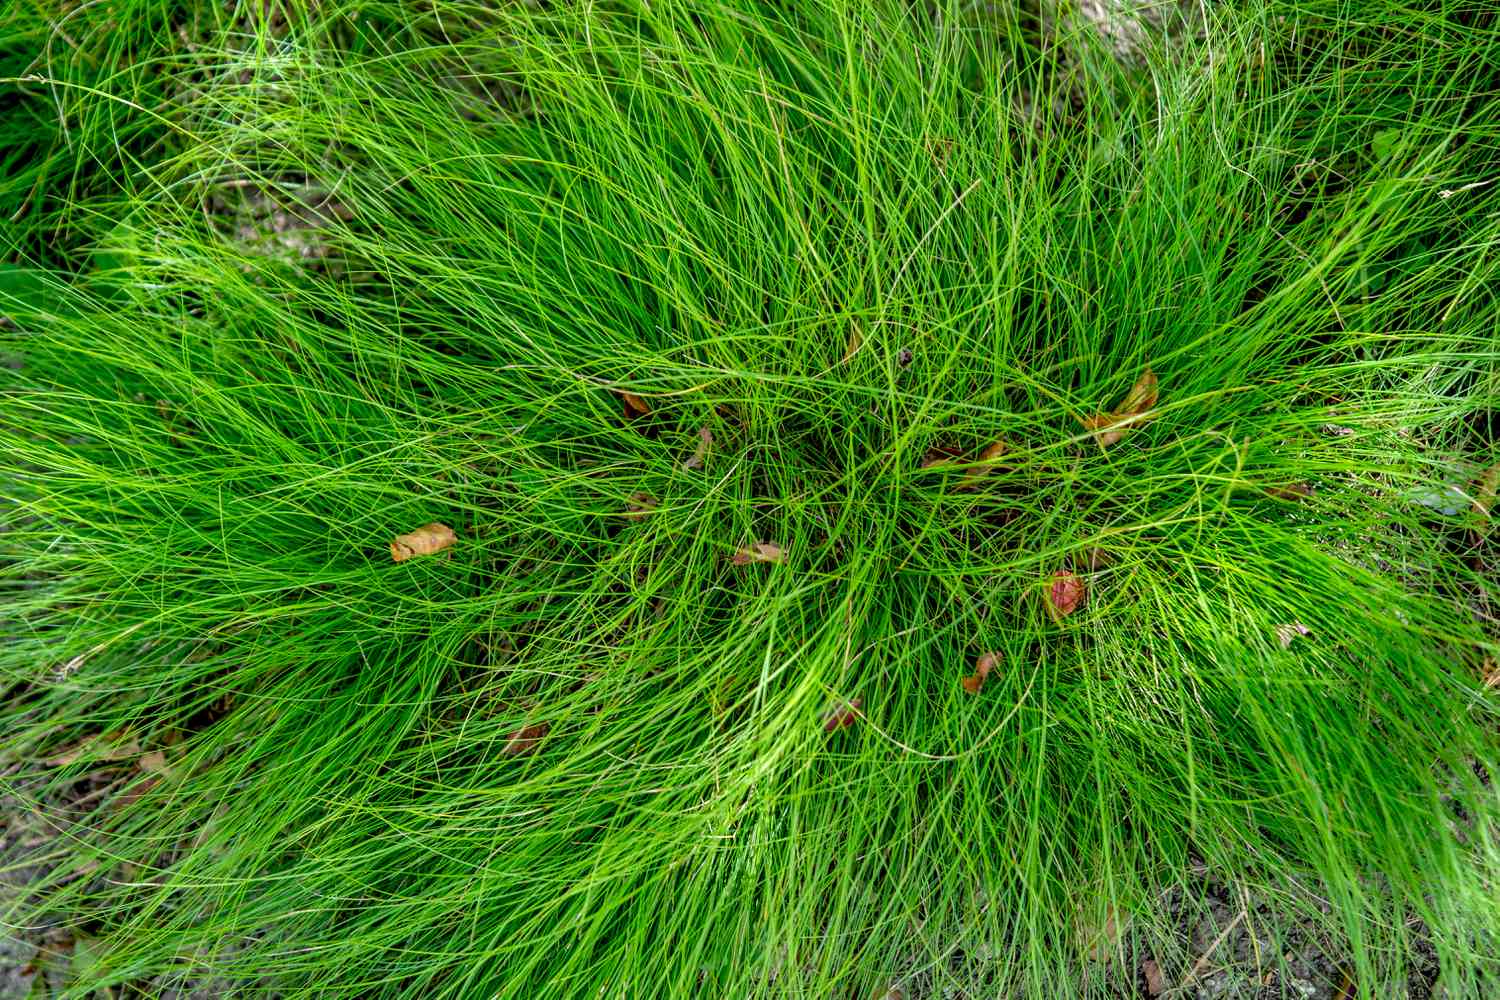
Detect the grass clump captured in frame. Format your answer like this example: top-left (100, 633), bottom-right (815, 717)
top-left (3, 1), bottom-right (1498, 996)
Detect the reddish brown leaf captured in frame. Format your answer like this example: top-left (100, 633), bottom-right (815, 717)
top-left (962, 651), bottom-right (1000, 694)
top-left (681, 427), bottom-right (712, 470)
top-left (1265, 482), bottom-right (1313, 501)
top-left (1080, 368), bottom-right (1158, 448)
top-left (822, 697), bottom-right (863, 732)
top-left (1141, 959), bottom-right (1167, 996)
top-left (732, 542), bottom-right (784, 565)
top-left (390, 522), bottom-right (456, 562)
top-left (1046, 570), bottom-right (1086, 622)
top-left (625, 491), bottom-right (658, 520)
top-left (618, 390), bottom-right (652, 419)
top-left (503, 721), bottom-right (549, 756)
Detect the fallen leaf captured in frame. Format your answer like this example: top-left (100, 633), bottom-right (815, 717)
top-left (732, 542), bottom-right (784, 565)
top-left (1081, 902), bottom-right (1125, 962)
top-left (841, 324), bottom-right (863, 363)
top-left (1481, 657), bottom-right (1498, 689)
top-left (962, 651), bottom-right (1000, 694)
top-left (1276, 622), bottom-right (1311, 648)
top-left (920, 444), bottom-right (960, 470)
top-left (618, 390), bottom-right (651, 419)
top-left (961, 440), bottom-right (1009, 487)
top-left (1081, 368), bottom-right (1158, 448)
top-left (822, 697), bottom-right (863, 732)
top-left (503, 721), bottom-right (549, 756)
top-left (1265, 482), bottom-right (1313, 501)
top-left (681, 426), bottom-right (712, 471)
top-left (390, 522), bottom-right (457, 562)
top-left (138, 750), bottom-right (168, 774)
top-left (897, 347), bottom-right (913, 368)
top-left (625, 492), bottom-right (658, 520)
top-left (45, 734), bottom-right (142, 767)
top-left (1084, 547), bottom-right (1113, 571)
top-left (1045, 570), bottom-right (1086, 622)
top-left (1142, 958), bottom-right (1167, 996)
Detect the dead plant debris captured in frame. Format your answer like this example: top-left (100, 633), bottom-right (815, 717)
top-left (822, 697), bottom-right (863, 732)
top-left (625, 492), bottom-right (658, 519)
top-left (390, 522), bottom-right (457, 562)
top-left (1046, 570), bottom-right (1086, 622)
top-left (503, 721), bottom-right (550, 756)
top-left (617, 389), bottom-right (652, 419)
top-left (1081, 367), bottom-right (1158, 448)
top-left (732, 542), bottom-right (783, 565)
top-left (681, 426), bottom-right (712, 470)
top-left (962, 651), bottom-right (1000, 694)
top-left (1276, 622), bottom-right (1311, 649)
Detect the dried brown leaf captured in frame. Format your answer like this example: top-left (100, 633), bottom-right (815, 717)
top-left (962, 651), bottom-right (1000, 694)
top-left (1482, 657), bottom-right (1499, 690)
top-left (390, 522), bottom-right (456, 562)
top-left (45, 734), bottom-right (142, 767)
top-left (822, 697), bottom-right (863, 732)
top-left (618, 390), bottom-right (652, 418)
top-left (1276, 622), bottom-right (1311, 649)
top-left (1081, 368), bottom-right (1158, 448)
top-left (732, 542), bottom-right (784, 565)
top-left (625, 492), bottom-right (658, 520)
top-left (961, 440), bottom-right (1009, 487)
top-left (1082, 903), bottom-right (1126, 962)
top-left (1046, 570), bottom-right (1086, 622)
top-left (503, 721), bottom-right (550, 756)
top-left (841, 324), bottom-right (864, 363)
top-left (920, 444), bottom-right (960, 470)
top-left (138, 750), bottom-right (168, 774)
top-left (1265, 482), bottom-right (1313, 501)
top-left (1141, 959), bottom-right (1167, 996)
top-left (681, 426), bottom-right (712, 470)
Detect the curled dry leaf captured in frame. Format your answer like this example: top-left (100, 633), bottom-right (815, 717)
top-left (732, 542), bottom-right (783, 565)
top-left (1046, 570), bottom-right (1086, 622)
top-left (961, 440), bottom-right (1009, 488)
top-left (1481, 657), bottom-right (1498, 690)
top-left (1081, 367), bottom-right (1158, 448)
top-left (625, 491), bottom-right (658, 519)
top-left (617, 389), bottom-right (652, 419)
top-left (962, 651), bottom-right (1000, 694)
top-left (503, 721), bottom-right (549, 757)
top-left (1276, 622), bottom-right (1311, 649)
top-left (390, 522), bottom-right (457, 562)
top-left (822, 697), bottom-right (863, 733)
top-left (681, 426), bottom-right (712, 471)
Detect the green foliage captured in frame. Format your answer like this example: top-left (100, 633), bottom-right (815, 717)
top-left (2, 1), bottom-right (1498, 996)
